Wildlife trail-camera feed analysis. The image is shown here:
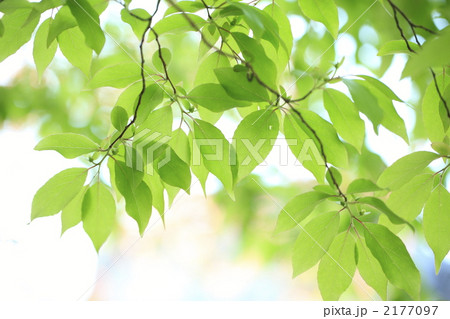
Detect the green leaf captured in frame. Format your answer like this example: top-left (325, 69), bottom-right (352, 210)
top-left (347, 178), bottom-right (382, 194)
top-left (288, 111), bottom-right (348, 168)
top-left (111, 106), bottom-right (129, 131)
top-left (61, 185), bottom-right (87, 235)
top-left (275, 191), bottom-right (331, 233)
top-left (292, 211), bottom-right (340, 276)
top-left (188, 83), bottom-right (250, 112)
top-left (151, 47), bottom-right (172, 74)
top-left (422, 77), bottom-right (447, 142)
top-left (148, 13), bottom-right (206, 41)
top-left (283, 115), bottom-right (326, 183)
top-left (298, 0), bottom-right (339, 38)
top-left (232, 32), bottom-right (278, 88)
top-left (143, 173), bottom-right (165, 224)
top-left (229, 3), bottom-right (283, 51)
top-left (164, 1), bottom-right (204, 16)
top-left (377, 151), bottom-right (440, 190)
top-left (193, 119), bottom-right (234, 196)
top-left (233, 110), bottom-right (279, 181)
top-left (263, 3), bottom-right (293, 55)
top-left (0, 9), bottom-right (40, 62)
top-left (423, 184), bottom-right (450, 273)
top-left (377, 40), bottom-right (420, 56)
top-left (169, 128), bottom-right (191, 165)
top-left (360, 80), bottom-right (408, 143)
top-left (194, 51), bottom-right (230, 86)
top-left (90, 62), bottom-right (141, 88)
top-left (364, 223), bottom-right (421, 300)
top-left (33, 18), bottom-right (57, 79)
top-left (356, 75), bottom-right (402, 102)
top-left (120, 8), bottom-right (150, 39)
top-left (58, 27), bottom-right (92, 76)
top-left (138, 105), bottom-right (173, 137)
top-left (431, 142), bottom-right (450, 157)
top-left (356, 236), bottom-right (388, 300)
top-left (156, 148), bottom-right (191, 192)
top-left (343, 79), bottom-right (384, 133)
top-left (47, 6), bottom-right (76, 46)
top-left (67, 0), bottom-right (105, 55)
top-left (0, 19), bottom-right (4, 37)
top-left (323, 89), bottom-right (365, 152)
top-left (402, 28), bottom-right (450, 78)
top-left (387, 174), bottom-right (434, 222)
top-left (135, 84), bottom-right (165, 126)
top-left (114, 161), bottom-right (153, 235)
top-left (35, 133), bottom-right (99, 159)
top-left (358, 197), bottom-right (411, 227)
top-left (214, 67), bottom-right (270, 102)
top-left (82, 182), bottom-right (116, 251)
top-left (318, 232), bottom-right (356, 300)
top-left (189, 130), bottom-right (209, 194)
top-left (32, 168), bottom-right (87, 220)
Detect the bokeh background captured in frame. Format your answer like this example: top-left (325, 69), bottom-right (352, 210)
top-left (0, 0), bottom-right (449, 300)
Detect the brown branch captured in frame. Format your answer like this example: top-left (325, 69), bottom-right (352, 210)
top-left (105, 0), bottom-right (162, 152)
top-left (287, 103), bottom-right (348, 202)
top-left (386, 0), bottom-right (449, 118)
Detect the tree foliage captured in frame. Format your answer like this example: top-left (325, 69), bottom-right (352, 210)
top-left (0, 0), bottom-right (449, 300)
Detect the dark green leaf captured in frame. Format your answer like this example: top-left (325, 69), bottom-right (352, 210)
top-left (214, 67), bottom-right (270, 102)
top-left (67, 0), bottom-right (105, 54)
top-left (156, 147), bottom-right (191, 192)
top-left (188, 83), bottom-right (250, 112)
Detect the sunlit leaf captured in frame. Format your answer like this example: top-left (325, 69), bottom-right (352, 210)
top-left (318, 232), bottom-right (356, 300)
top-left (423, 184), bottom-right (450, 273)
top-left (82, 182), bottom-right (116, 251)
top-left (32, 168), bottom-right (87, 220)
top-left (292, 211), bottom-right (340, 276)
top-left (364, 223), bottom-right (421, 300)
top-left (35, 133), bottom-right (99, 159)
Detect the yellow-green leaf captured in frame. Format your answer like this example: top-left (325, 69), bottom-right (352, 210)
top-left (82, 182), bottom-right (116, 251)
top-left (292, 211), bottom-right (340, 276)
top-left (423, 184), bottom-right (450, 273)
top-left (32, 168), bottom-right (87, 220)
top-left (298, 0), bottom-right (339, 38)
top-left (364, 223), bottom-right (421, 300)
top-left (318, 232), bottom-right (356, 300)
top-left (34, 133), bottom-right (100, 159)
